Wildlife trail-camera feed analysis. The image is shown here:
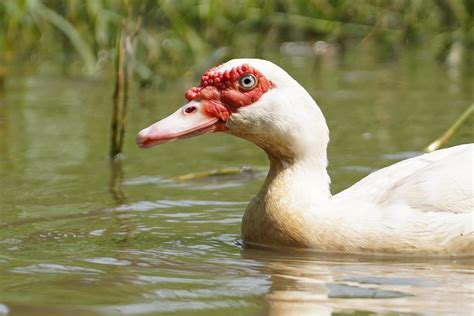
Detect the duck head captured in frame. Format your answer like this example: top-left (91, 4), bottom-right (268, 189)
top-left (136, 59), bottom-right (328, 161)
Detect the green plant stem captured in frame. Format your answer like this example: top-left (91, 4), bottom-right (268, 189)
top-left (174, 166), bottom-right (267, 181)
top-left (110, 17), bottom-right (141, 158)
top-left (425, 103), bottom-right (474, 152)
top-left (110, 23), bottom-right (126, 158)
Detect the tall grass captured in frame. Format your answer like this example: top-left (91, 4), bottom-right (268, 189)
top-left (0, 0), bottom-right (472, 79)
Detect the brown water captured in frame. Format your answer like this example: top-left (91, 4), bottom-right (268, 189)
top-left (0, 51), bottom-right (473, 315)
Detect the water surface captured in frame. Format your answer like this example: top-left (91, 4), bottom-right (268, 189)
top-left (0, 52), bottom-right (473, 315)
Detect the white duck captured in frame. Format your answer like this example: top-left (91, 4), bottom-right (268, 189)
top-left (137, 59), bottom-right (473, 256)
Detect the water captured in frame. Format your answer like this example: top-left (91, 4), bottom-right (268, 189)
top-left (1, 51), bottom-right (473, 315)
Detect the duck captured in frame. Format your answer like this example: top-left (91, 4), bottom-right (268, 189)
top-left (136, 59), bottom-right (473, 256)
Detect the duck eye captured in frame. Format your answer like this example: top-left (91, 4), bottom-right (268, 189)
top-left (238, 74), bottom-right (257, 90)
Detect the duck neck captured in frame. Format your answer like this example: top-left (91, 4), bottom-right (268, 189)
top-left (266, 152), bottom-right (331, 203)
top-left (242, 149), bottom-right (331, 247)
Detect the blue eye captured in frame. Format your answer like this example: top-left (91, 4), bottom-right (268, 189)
top-left (238, 74), bottom-right (257, 90)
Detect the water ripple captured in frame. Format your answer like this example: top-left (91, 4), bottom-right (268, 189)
top-left (114, 199), bottom-right (246, 212)
top-left (11, 263), bottom-right (102, 274)
top-left (326, 283), bottom-right (412, 299)
top-left (83, 257), bottom-right (132, 266)
top-left (97, 300), bottom-right (252, 315)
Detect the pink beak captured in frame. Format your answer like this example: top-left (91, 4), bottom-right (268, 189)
top-left (136, 101), bottom-right (227, 148)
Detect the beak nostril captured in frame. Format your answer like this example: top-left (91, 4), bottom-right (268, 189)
top-left (184, 106), bottom-right (198, 114)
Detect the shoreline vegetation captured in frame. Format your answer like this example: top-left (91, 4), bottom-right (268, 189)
top-left (0, 0), bottom-right (472, 83)
top-left (1, 1), bottom-right (472, 156)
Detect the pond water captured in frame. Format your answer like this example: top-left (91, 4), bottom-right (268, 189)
top-left (0, 51), bottom-right (473, 315)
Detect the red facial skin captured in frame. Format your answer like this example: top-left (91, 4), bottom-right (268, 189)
top-left (185, 64), bottom-right (273, 121)
top-left (135, 64), bottom-right (273, 149)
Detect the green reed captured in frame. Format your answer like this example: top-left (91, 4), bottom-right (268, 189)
top-left (425, 103), bottom-right (474, 152)
top-left (0, 0), bottom-right (472, 79)
top-left (110, 18), bottom-right (141, 158)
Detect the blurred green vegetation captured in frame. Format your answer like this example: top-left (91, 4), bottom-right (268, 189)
top-left (0, 0), bottom-right (473, 83)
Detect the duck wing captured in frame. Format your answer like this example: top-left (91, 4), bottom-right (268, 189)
top-left (334, 144), bottom-right (473, 213)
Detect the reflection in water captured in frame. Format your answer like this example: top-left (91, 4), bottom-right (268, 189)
top-left (110, 157), bottom-right (126, 202)
top-left (242, 248), bottom-right (474, 315)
